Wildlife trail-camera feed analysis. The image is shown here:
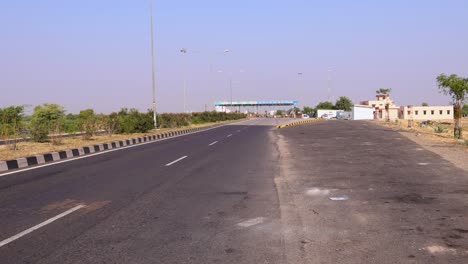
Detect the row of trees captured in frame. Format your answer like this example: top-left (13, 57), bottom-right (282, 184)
top-left (296, 96), bottom-right (353, 117)
top-left (0, 104), bottom-right (246, 143)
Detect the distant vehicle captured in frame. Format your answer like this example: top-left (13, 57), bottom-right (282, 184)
top-left (302, 114), bottom-right (310, 119)
top-left (321, 114), bottom-right (331, 119)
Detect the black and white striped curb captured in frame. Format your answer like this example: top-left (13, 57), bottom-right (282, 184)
top-left (0, 124), bottom-right (225, 173)
top-left (277, 118), bottom-right (324, 128)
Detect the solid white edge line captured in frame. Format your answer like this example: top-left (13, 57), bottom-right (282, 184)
top-left (0, 119), bottom-right (252, 177)
top-left (0, 205), bottom-right (85, 248)
top-left (227, 134), bottom-right (233, 137)
top-left (165, 156), bottom-right (188, 166)
top-left (208, 141), bottom-right (218, 146)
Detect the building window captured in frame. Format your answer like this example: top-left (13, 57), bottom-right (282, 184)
top-left (447, 110), bottom-right (451, 115)
top-left (423, 110), bottom-right (427, 115)
top-left (407, 111), bottom-right (411, 115)
top-left (415, 111), bottom-right (419, 115)
top-left (439, 110), bottom-right (443, 115)
top-left (431, 110), bottom-right (434, 115)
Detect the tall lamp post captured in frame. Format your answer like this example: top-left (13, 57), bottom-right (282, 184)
top-left (149, 0), bottom-right (157, 128)
top-left (180, 48), bottom-right (187, 112)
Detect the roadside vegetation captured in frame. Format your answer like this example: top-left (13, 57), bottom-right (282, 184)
top-left (298, 96), bottom-right (353, 117)
top-left (0, 104), bottom-right (246, 160)
top-left (436, 74), bottom-right (468, 139)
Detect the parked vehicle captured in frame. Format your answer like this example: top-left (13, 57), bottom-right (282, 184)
top-left (302, 114), bottom-right (310, 119)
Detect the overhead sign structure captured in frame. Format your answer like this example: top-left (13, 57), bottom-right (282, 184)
top-left (214, 100), bottom-right (298, 107)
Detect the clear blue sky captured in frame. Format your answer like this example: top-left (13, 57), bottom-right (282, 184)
top-left (1, 0), bottom-right (467, 113)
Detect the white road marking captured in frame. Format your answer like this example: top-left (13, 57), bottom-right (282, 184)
top-left (237, 217), bottom-right (265, 228)
top-left (165, 156), bottom-right (188, 166)
top-left (237, 130), bottom-right (241, 132)
top-left (306, 188), bottom-right (330, 196)
top-left (209, 141), bottom-right (218, 146)
top-left (227, 134), bottom-right (232, 138)
top-left (0, 119), bottom-right (252, 177)
top-left (0, 205), bottom-right (85, 248)
top-left (418, 162), bottom-right (429, 166)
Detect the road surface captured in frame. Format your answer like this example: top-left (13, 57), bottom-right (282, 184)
top-left (0, 119), bottom-right (467, 263)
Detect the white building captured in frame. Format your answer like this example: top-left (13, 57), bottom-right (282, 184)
top-left (351, 105), bottom-right (374, 120)
top-left (399, 105), bottom-right (454, 120)
top-left (317, 109), bottom-right (342, 119)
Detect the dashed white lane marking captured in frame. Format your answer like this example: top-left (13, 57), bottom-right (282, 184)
top-left (418, 162), bottom-right (429, 166)
top-left (209, 141), bottom-right (218, 146)
top-left (227, 134), bottom-right (233, 138)
top-left (0, 119), bottom-right (252, 177)
top-left (237, 217), bottom-right (265, 228)
top-left (0, 205), bottom-right (85, 248)
top-left (165, 156), bottom-right (188, 166)
top-left (237, 130), bottom-right (241, 132)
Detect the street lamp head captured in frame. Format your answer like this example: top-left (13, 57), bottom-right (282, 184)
top-left (180, 48), bottom-right (187, 53)
top-left (224, 49), bottom-right (230, 53)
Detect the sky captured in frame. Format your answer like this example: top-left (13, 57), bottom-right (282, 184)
top-left (1, 0), bottom-right (467, 114)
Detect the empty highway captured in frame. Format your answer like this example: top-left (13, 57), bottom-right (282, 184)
top-left (1, 119), bottom-right (467, 263)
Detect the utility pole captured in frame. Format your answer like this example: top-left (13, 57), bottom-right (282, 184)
top-left (149, 0), bottom-right (157, 128)
top-left (180, 48), bottom-right (187, 112)
top-left (230, 78), bottom-right (233, 111)
top-left (327, 67), bottom-right (332, 103)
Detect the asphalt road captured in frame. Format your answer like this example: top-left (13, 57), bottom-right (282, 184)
top-left (0, 118), bottom-right (467, 263)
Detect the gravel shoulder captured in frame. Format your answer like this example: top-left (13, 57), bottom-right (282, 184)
top-left (273, 120), bottom-right (468, 264)
top-left (370, 119), bottom-right (468, 172)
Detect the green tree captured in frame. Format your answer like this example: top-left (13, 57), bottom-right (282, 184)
top-left (77, 109), bottom-right (97, 139)
top-left (422, 102), bottom-right (429, 106)
top-left (30, 103), bottom-right (65, 142)
top-left (376, 88), bottom-right (392, 94)
top-left (436, 74), bottom-right (468, 139)
top-left (0, 105), bottom-right (25, 149)
top-left (63, 113), bottom-right (79, 133)
top-left (315, 101), bottom-right (335, 110)
top-left (302, 106), bottom-right (314, 115)
top-left (463, 104), bottom-right (468, 117)
top-left (334, 96), bottom-right (353, 111)
top-left (275, 110), bottom-right (284, 116)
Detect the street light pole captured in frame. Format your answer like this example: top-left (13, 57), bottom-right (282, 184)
top-left (149, 0), bottom-right (157, 128)
top-left (181, 48), bottom-right (187, 113)
top-left (230, 77), bottom-right (233, 109)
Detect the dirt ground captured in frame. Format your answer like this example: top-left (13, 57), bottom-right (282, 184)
top-left (371, 118), bottom-right (468, 172)
top-left (0, 121), bottom-right (229, 161)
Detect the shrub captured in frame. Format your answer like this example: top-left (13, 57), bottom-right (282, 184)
top-left (30, 104), bottom-right (65, 142)
top-left (77, 109), bottom-right (97, 139)
top-left (116, 108), bottom-right (154, 133)
top-left (63, 114), bottom-right (79, 134)
top-left (434, 125), bottom-right (448, 133)
top-left (0, 105), bottom-right (25, 150)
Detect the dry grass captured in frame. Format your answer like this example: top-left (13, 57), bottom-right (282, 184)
top-left (0, 121), bottom-right (234, 161)
top-left (372, 118), bottom-right (468, 147)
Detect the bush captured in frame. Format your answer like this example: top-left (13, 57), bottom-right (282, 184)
top-left (116, 108), bottom-right (154, 133)
top-left (434, 125), bottom-right (448, 133)
top-left (0, 106), bottom-right (25, 138)
top-left (157, 113), bottom-right (191, 128)
top-left (77, 109), bottom-right (97, 139)
top-left (30, 104), bottom-right (65, 142)
top-left (63, 114), bottom-right (79, 134)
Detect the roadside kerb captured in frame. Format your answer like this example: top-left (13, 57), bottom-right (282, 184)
top-left (0, 121), bottom-right (241, 173)
top-left (277, 118), bottom-right (324, 129)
